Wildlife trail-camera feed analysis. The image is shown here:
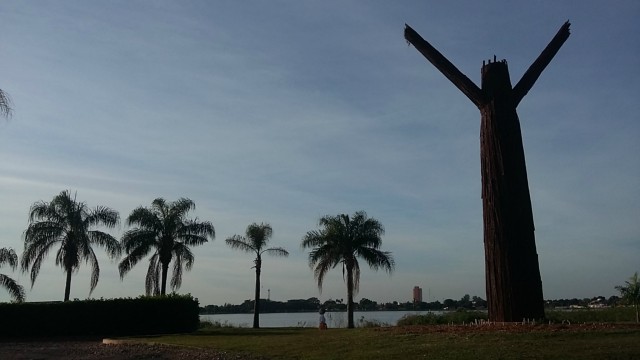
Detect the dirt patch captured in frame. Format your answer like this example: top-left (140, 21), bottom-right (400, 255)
top-left (0, 340), bottom-right (262, 360)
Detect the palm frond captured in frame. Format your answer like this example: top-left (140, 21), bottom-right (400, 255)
top-left (21, 233), bottom-right (59, 279)
top-left (301, 230), bottom-right (327, 249)
top-left (225, 236), bottom-right (256, 253)
top-left (313, 256), bottom-right (336, 292)
top-left (181, 220), bottom-right (215, 244)
top-left (262, 247), bottom-right (289, 257)
top-left (0, 248), bottom-right (19, 269)
top-left (246, 223), bottom-right (272, 248)
top-left (174, 243), bottom-right (195, 271)
top-left (356, 247), bottom-right (395, 273)
top-left (86, 247), bottom-right (100, 295)
top-left (127, 206), bottom-right (161, 229)
top-left (145, 253), bottom-right (160, 296)
top-left (86, 206), bottom-right (120, 228)
top-left (121, 228), bottom-right (156, 253)
top-left (118, 242), bottom-right (153, 278)
top-left (352, 259), bottom-right (361, 295)
top-left (25, 248), bottom-right (49, 287)
top-left (0, 89), bottom-right (13, 119)
top-left (0, 274), bottom-right (24, 302)
top-left (171, 255), bottom-right (183, 290)
top-left (88, 231), bottom-right (121, 258)
top-left (169, 198), bottom-right (196, 219)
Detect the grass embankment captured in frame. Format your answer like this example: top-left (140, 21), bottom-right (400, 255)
top-left (129, 323), bottom-right (640, 360)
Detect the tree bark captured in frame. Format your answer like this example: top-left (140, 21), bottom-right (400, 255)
top-left (253, 257), bottom-right (261, 329)
top-left (346, 263), bottom-right (355, 328)
top-left (480, 61), bottom-right (544, 321)
top-left (404, 25), bottom-right (485, 107)
top-left (160, 262), bottom-right (169, 296)
top-left (64, 269), bottom-right (72, 302)
top-left (512, 21), bottom-right (570, 106)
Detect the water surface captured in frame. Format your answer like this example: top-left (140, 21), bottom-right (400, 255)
top-left (201, 310), bottom-right (440, 328)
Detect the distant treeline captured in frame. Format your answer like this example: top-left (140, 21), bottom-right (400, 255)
top-left (200, 294), bottom-right (623, 315)
top-left (545, 295), bottom-right (621, 309)
top-left (200, 294), bottom-right (488, 314)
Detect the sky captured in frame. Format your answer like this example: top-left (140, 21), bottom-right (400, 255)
top-left (0, 1), bottom-right (638, 306)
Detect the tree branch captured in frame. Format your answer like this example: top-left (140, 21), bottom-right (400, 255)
top-left (512, 21), bottom-right (571, 106)
top-left (404, 24), bottom-right (486, 108)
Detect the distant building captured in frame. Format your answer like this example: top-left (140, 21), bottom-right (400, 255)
top-left (413, 286), bottom-right (423, 303)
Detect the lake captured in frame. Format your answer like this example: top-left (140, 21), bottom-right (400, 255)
top-left (201, 310), bottom-right (439, 328)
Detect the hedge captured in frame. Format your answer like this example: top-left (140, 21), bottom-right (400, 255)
top-left (0, 293), bottom-right (199, 337)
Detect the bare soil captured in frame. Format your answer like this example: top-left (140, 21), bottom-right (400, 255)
top-left (0, 339), bottom-right (262, 360)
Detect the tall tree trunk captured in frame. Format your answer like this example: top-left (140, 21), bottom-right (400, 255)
top-left (160, 261), bottom-right (169, 296)
top-left (253, 257), bottom-right (261, 329)
top-left (346, 264), bottom-right (355, 329)
top-left (405, 22), bottom-right (569, 323)
top-left (64, 268), bottom-right (72, 302)
top-left (480, 61), bottom-right (544, 321)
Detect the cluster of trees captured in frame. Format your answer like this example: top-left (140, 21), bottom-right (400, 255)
top-left (344, 295), bottom-right (488, 312)
top-left (203, 211), bottom-right (395, 329)
top-left (200, 294), bottom-right (488, 315)
top-left (0, 188), bottom-right (395, 329)
top-left (545, 296), bottom-right (620, 309)
top-left (2, 191), bottom-right (215, 303)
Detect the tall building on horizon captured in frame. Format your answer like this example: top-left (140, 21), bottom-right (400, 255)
top-left (413, 286), bottom-right (423, 303)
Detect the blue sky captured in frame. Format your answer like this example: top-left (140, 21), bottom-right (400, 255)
top-left (1, 1), bottom-right (638, 306)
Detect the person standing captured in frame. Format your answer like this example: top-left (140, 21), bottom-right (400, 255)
top-left (319, 308), bottom-right (327, 330)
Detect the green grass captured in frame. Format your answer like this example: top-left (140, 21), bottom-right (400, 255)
top-left (545, 307), bottom-right (636, 323)
top-left (126, 324), bottom-right (640, 360)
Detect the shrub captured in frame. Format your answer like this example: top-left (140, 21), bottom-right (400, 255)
top-left (397, 310), bottom-right (488, 326)
top-left (0, 293), bottom-right (199, 337)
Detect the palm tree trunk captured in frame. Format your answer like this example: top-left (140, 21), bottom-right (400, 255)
top-left (161, 262), bottom-right (169, 296)
top-left (253, 258), bottom-right (261, 328)
top-left (64, 268), bottom-right (72, 302)
top-left (635, 303), bottom-right (639, 323)
top-left (346, 264), bottom-right (355, 329)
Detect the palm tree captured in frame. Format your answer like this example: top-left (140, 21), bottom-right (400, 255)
top-left (226, 223), bottom-right (289, 328)
top-left (301, 211), bottom-right (395, 328)
top-left (21, 190), bottom-right (121, 301)
top-left (0, 248), bottom-right (25, 302)
top-left (615, 272), bottom-right (640, 323)
top-left (119, 198), bottom-right (214, 296)
top-left (0, 89), bottom-right (12, 119)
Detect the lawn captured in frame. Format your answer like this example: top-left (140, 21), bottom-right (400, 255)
top-left (126, 323), bottom-right (640, 360)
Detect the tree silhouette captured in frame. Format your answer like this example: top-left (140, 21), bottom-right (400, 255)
top-left (119, 198), bottom-right (214, 295)
top-left (405, 22), bottom-right (570, 321)
top-left (615, 272), bottom-right (640, 323)
top-left (21, 190), bottom-right (120, 301)
top-left (302, 211), bottom-right (394, 328)
top-left (226, 222), bottom-right (289, 328)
